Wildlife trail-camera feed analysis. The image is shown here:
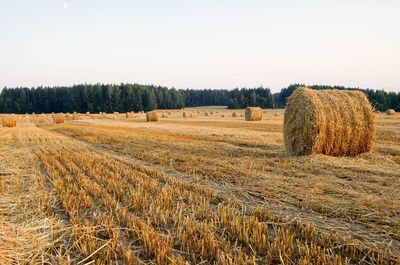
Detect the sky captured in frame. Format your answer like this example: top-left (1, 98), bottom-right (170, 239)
top-left (0, 0), bottom-right (399, 92)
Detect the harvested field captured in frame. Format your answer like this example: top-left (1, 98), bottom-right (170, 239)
top-left (1, 108), bottom-right (399, 264)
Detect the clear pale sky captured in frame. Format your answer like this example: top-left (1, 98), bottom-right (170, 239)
top-left (0, 0), bottom-right (399, 92)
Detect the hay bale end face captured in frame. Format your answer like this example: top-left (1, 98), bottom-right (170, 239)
top-left (53, 114), bottom-right (65, 124)
top-left (146, 111), bottom-right (158, 122)
top-left (245, 107), bottom-right (262, 121)
top-left (386, 109), bottom-right (396, 115)
top-left (2, 115), bottom-right (17, 127)
top-left (284, 87), bottom-right (375, 156)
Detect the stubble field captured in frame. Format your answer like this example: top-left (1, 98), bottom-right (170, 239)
top-left (0, 108), bottom-right (399, 264)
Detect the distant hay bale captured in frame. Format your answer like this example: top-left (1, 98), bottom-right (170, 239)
top-left (232, 112), bottom-right (238, 117)
top-left (284, 87), bottom-right (375, 156)
top-left (245, 107), bottom-right (262, 121)
top-left (204, 111), bottom-right (209, 116)
top-left (274, 113), bottom-right (280, 116)
top-left (161, 114), bottom-right (168, 118)
top-left (72, 113), bottom-right (80, 120)
top-left (221, 114), bottom-right (225, 117)
top-left (210, 111), bottom-right (214, 115)
top-left (168, 111), bottom-right (172, 115)
top-left (183, 111), bottom-right (193, 118)
top-left (86, 112), bottom-right (90, 115)
top-left (146, 111), bottom-right (158, 122)
top-left (53, 114), bottom-right (65, 124)
top-left (2, 115), bottom-right (16, 127)
top-left (386, 109), bottom-right (396, 115)
top-left (126, 112), bottom-right (134, 118)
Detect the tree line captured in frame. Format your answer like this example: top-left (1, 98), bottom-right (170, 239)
top-left (0, 83), bottom-right (398, 113)
top-left (274, 84), bottom-right (400, 112)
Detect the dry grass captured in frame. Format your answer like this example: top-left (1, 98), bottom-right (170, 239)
top-left (284, 87), bottom-right (375, 156)
top-left (0, 127), bottom-right (72, 264)
top-left (1, 109), bottom-right (399, 264)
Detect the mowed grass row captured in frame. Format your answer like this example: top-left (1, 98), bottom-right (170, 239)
top-left (47, 115), bottom-right (400, 255)
top-left (4, 125), bottom-right (394, 264)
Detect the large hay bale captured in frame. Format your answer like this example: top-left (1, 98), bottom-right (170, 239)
top-left (245, 107), bottom-right (262, 121)
top-left (284, 87), bottom-right (375, 156)
top-left (386, 109), bottom-right (396, 115)
top-left (2, 115), bottom-right (16, 127)
top-left (146, 111), bottom-right (158, 122)
top-left (53, 114), bottom-right (65, 124)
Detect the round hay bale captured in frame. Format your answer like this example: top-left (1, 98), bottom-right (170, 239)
top-left (232, 112), bottom-right (238, 117)
top-left (146, 111), bottom-right (158, 122)
top-left (72, 113), bottom-right (80, 120)
top-left (53, 114), bottom-right (65, 124)
top-left (126, 112), bottom-right (134, 118)
top-left (386, 109), bottom-right (396, 115)
top-left (204, 111), bottom-right (209, 116)
top-left (245, 107), bottom-right (262, 121)
top-left (284, 87), bottom-right (375, 156)
top-left (2, 115), bottom-right (17, 127)
top-left (221, 114), bottom-right (225, 117)
top-left (161, 114), bottom-right (168, 118)
top-left (183, 111), bottom-right (193, 118)
top-left (274, 113), bottom-right (280, 116)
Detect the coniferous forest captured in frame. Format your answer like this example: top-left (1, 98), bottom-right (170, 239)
top-left (0, 83), bottom-right (398, 114)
